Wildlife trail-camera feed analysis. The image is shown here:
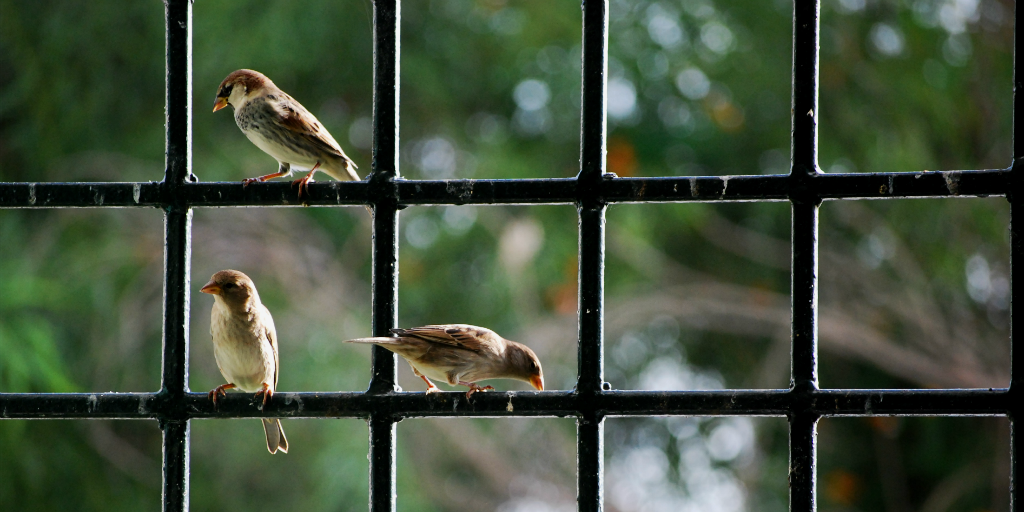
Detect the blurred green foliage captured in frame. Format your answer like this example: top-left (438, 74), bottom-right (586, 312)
top-left (0, 0), bottom-right (1014, 511)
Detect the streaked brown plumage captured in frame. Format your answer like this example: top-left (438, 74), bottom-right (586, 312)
top-left (201, 269), bottom-right (288, 454)
top-left (344, 324), bottom-right (545, 398)
top-left (213, 69), bottom-right (359, 198)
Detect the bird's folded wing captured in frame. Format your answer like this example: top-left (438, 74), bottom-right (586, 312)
top-left (390, 325), bottom-right (498, 352)
top-left (269, 95), bottom-right (353, 162)
top-left (260, 304), bottom-right (280, 389)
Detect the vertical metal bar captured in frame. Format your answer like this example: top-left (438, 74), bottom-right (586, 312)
top-left (369, 1), bottom-right (400, 511)
top-left (1012, 420), bottom-right (1019, 512)
top-left (161, 420), bottom-right (190, 512)
top-left (160, 207), bottom-right (193, 493)
top-left (1010, 3), bottom-right (1021, 511)
top-left (790, 201), bottom-right (819, 390)
top-left (577, 0), bottom-right (607, 394)
top-left (577, 416), bottom-right (604, 512)
top-left (369, 0), bottom-right (400, 385)
top-left (579, 0), bottom-right (608, 187)
top-left (577, 204), bottom-right (606, 512)
top-left (789, 412), bottom-right (818, 512)
top-left (165, 0), bottom-right (193, 186)
top-left (368, 416), bottom-right (397, 512)
top-left (577, 206), bottom-right (606, 392)
top-left (577, 1), bottom-right (608, 511)
top-left (790, 200), bottom-right (819, 512)
top-left (162, 0), bottom-right (193, 511)
top-left (791, 0), bottom-right (820, 176)
top-left (1015, 0), bottom-right (1024, 164)
top-left (790, 1), bottom-right (821, 511)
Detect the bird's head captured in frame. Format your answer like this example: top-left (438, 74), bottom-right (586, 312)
top-left (506, 342), bottom-right (545, 391)
top-left (213, 69), bottom-right (271, 113)
top-left (200, 269), bottom-right (260, 310)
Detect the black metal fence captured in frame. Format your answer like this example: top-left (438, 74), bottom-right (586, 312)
top-left (0, 1), bottom-right (1019, 511)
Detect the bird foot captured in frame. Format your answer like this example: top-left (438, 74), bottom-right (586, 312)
top-left (292, 175), bottom-right (313, 198)
top-left (292, 163), bottom-right (321, 199)
top-left (208, 383), bottom-right (237, 408)
top-left (420, 374), bottom-right (441, 394)
top-left (243, 169), bottom-right (290, 188)
top-left (461, 382), bottom-right (494, 399)
top-left (254, 382), bottom-right (274, 410)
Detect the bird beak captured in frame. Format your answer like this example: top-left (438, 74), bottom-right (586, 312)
top-left (529, 375), bottom-right (544, 391)
top-left (200, 280), bottom-right (221, 295)
top-left (212, 97), bottom-right (228, 112)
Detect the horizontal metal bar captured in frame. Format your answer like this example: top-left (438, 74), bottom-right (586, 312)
top-left (1, 388), bottom-right (1010, 419)
top-left (0, 170), bottom-right (1010, 208)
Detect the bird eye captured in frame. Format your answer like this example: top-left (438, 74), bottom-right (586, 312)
top-left (222, 283), bottom-right (236, 290)
top-left (218, 85), bottom-right (233, 98)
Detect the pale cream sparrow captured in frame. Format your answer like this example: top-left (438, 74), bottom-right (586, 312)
top-left (201, 269), bottom-right (288, 454)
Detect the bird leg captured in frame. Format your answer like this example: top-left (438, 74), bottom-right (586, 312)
top-left (254, 382), bottom-right (274, 409)
top-left (292, 162), bottom-right (321, 199)
top-left (420, 375), bottom-right (442, 394)
top-left (243, 163), bottom-right (290, 187)
top-left (208, 383), bottom-right (237, 408)
top-left (460, 381), bottom-right (494, 399)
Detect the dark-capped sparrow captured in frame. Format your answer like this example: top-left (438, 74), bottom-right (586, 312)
top-left (213, 69), bottom-right (359, 198)
top-left (201, 270), bottom-right (288, 454)
top-left (344, 324), bottom-right (544, 398)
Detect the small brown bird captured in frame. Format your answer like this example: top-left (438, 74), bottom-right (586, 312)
top-left (212, 69), bottom-right (359, 197)
top-left (201, 270), bottom-right (288, 454)
top-left (344, 324), bottom-right (545, 398)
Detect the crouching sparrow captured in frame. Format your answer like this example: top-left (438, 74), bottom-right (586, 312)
top-left (344, 324), bottom-right (545, 398)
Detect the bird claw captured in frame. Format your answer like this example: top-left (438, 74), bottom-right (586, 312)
top-left (419, 374), bottom-right (441, 394)
top-left (243, 169), bottom-right (289, 188)
top-left (292, 163), bottom-right (321, 199)
top-left (292, 176), bottom-right (312, 198)
top-left (254, 383), bottom-right (273, 410)
top-left (208, 383), bottom-right (237, 408)
top-left (462, 383), bottom-right (494, 399)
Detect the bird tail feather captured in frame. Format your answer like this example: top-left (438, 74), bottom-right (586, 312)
top-left (262, 419), bottom-right (288, 454)
top-left (322, 156), bottom-right (360, 181)
top-left (344, 337), bottom-right (401, 345)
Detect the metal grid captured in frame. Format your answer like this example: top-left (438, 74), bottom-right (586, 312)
top-left (0, 1), bottom-right (1019, 511)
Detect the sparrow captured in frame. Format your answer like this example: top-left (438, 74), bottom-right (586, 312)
top-left (201, 269), bottom-right (288, 454)
top-left (212, 69), bottom-right (359, 198)
top-left (344, 324), bottom-right (545, 398)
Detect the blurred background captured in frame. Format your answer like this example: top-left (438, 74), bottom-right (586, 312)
top-left (0, 0), bottom-right (1013, 511)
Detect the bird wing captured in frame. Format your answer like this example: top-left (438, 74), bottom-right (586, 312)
top-left (390, 324), bottom-right (503, 353)
top-left (269, 93), bottom-right (356, 166)
top-left (260, 304), bottom-right (280, 389)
